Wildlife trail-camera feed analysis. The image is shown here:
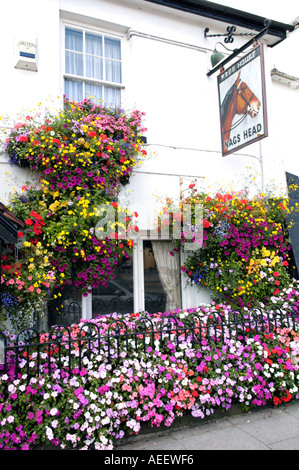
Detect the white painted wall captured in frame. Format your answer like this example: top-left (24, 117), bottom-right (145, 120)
top-left (1, 0), bottom-right (297, 205)
top-left (267, 25), bottom-right (299, 178)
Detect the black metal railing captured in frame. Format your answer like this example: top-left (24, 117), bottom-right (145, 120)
top-left (0, 306), bottom-right (298, 381)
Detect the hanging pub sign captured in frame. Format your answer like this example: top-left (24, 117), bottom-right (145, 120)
top-left (217, 44), bottom-right (268, 156)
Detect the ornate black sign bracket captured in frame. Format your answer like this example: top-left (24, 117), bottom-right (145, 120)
top-left (204, 25), bottom-right (255, 44)
top-left (206, 19), bottom-right (272, 76)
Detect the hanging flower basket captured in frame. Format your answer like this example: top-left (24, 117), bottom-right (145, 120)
top-left (1, 98), bottom-right (147, 330)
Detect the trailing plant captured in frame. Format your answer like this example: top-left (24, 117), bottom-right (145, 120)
top-left (163, 186), bottom-right (293, 309)
top-left (1, 98), bottom-right (147, 330)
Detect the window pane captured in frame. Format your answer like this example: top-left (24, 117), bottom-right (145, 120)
top-left (86, 83), bottom-right (103, 103)
top-left (104, 86), bottom-right (121, 107)
top-left (64, 28), bottom-right (122, 107)
top-left (64, 79), bottom-right (83, 102)
top-left (65, 28), bottom-right (83, 52)
top-left (92, 255), bottom-right (133, 317)
top-left (47, 284), bottom-right (82, 328)
top-left (85, 55), bottom-right (103, 80)
top-left (105, 59), bottom-right (121, 83)
top-left (86, 32), bottom-right (102, 56)
top-left (65, 51), bottom-right (83, 76)
top-left (143, 241), bottom-right (167, 313)
top-left (104, 38), bottom-right (121, 60)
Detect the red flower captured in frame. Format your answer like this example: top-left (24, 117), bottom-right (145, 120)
top-left (33, 223), bottom-right (42, 235)
top-left (273, 397), bottom-right (281, 406)
top-left (203, 219), bottom-right (210, 228)
top-left (1, 264), bottom-right (12, 271)
top-left (30, 210), bottom-right (44, 223)
top-left (216, 193), bottom-right (225, 201)
top-left (25, 218), bottom-right (33, 226)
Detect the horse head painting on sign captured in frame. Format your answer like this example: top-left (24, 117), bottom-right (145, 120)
top-left (221, 71), bottom-right (261, 154)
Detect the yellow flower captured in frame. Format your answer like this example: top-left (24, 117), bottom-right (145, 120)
top-left (261, 246), bottom-right (270, 257)
top-left (271, 256), bottom-right (280, 266)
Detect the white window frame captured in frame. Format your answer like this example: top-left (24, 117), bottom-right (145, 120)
top-left (62, 22), bottom-right (125, 106)
top-left (82, 232), bottom-right (177, 320)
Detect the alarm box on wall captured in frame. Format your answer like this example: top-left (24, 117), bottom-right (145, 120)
top-left (15, 39), bottom-right (38, 71)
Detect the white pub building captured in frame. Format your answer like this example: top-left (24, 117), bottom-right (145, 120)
top-left (0, 0), bottom-right (298, 328)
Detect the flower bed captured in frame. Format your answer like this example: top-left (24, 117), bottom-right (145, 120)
top-left (1, 286), bottom-right (299, 450)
